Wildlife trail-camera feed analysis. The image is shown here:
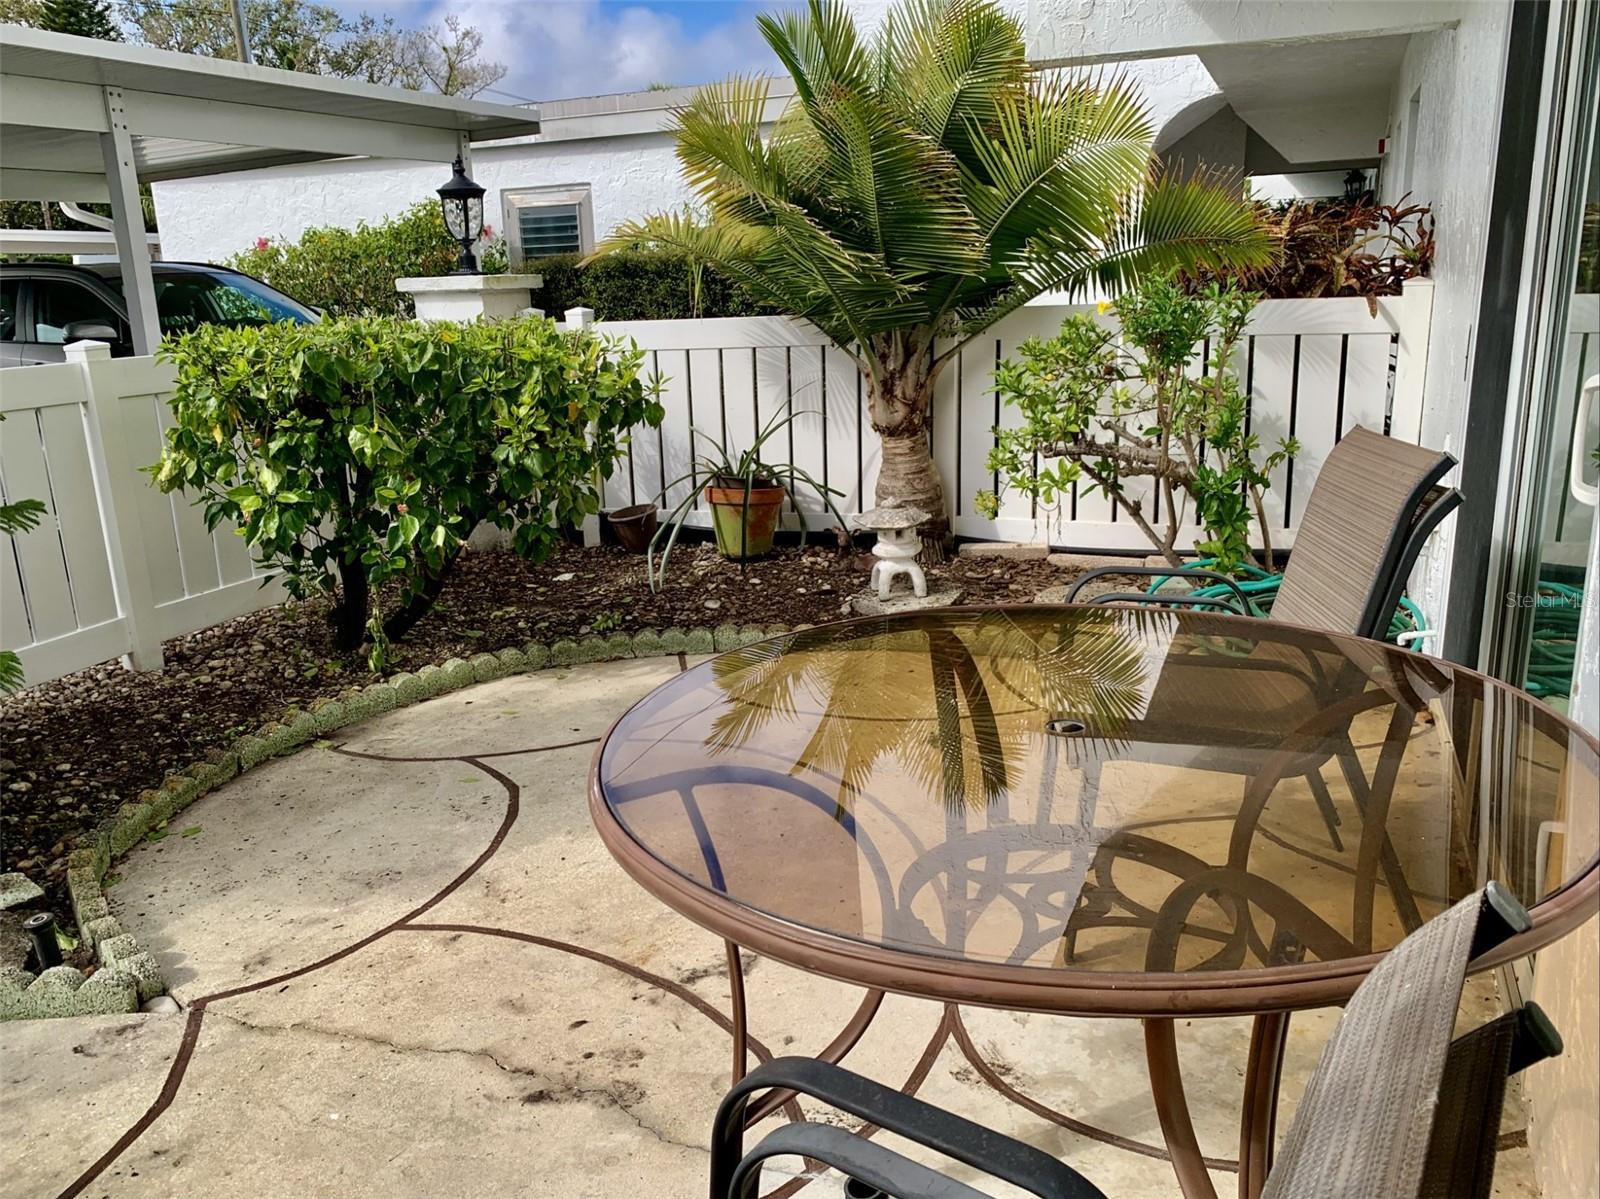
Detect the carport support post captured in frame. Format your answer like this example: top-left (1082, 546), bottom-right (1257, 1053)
top-left (99, 86), bottom-right (161, 357)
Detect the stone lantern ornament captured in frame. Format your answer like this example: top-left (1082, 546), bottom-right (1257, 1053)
top-left (856, 503), bottom-right (930, 599)
top-left (849, 503), bottom-right (964, 615)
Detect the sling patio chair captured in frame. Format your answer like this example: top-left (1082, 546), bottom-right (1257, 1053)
top-left (1063, 424), bottom-right (1462, 642)
top-left (1048, 428), bottom-right (1463, 960)
top-left (707, 882), bottom-right (1562, 1199)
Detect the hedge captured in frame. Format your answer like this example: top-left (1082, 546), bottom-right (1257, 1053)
top-left (227, 202), bottom-right (509, 319)
top-left (528, 251), bottom-right (778, 321)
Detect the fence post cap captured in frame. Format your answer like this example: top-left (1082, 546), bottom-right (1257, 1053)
top-left (63, 340), bottom-right (115, 361)
top-left (564, 306), bottom-right (596, 328)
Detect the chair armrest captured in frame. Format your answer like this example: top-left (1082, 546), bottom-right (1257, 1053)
top-left (1063, 566), bottom-right (1256, 615)
top-left (729, 1123), bottom-right (992, 1199)
top-left (710, 1057), bottom-right (1107, 1199)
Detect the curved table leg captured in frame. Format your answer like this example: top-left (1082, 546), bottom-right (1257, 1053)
top-left (1238, 1012), bottom-right (1290, 1199)
top-left (1144, 1018), bottom-right (1220, 1199)
top-left (728, 941), bottom-right (750, 1085)
top-left (725, 940), bottom-right (888, 1127)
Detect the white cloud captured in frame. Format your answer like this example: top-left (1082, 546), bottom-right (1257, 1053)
top-left (398, 0), bottom-right (788, 102)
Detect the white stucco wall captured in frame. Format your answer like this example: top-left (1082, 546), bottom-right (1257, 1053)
top-left (150, 131), bottom-right (696, 266)
top-left (1377, 6), bottom-right (1513, 639)
top-left (151, 54), bottom-right (1220, 267)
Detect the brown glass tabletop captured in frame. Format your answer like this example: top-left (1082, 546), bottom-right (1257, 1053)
top-left (588, 607), bottom-right (1599, 1198)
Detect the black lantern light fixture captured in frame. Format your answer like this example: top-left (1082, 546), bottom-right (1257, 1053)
top-left (437, 156), bottom-right (486, 274)
top-left (1343, 168), bottom-right (1369, 203)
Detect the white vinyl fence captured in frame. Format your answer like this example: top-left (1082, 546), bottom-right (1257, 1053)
top-left (1, 341), bottom-right (282, 687)
top-left (2, 282), bottom-right (1437, 689)
top-left (596, 279), bottom-right (1437, 551)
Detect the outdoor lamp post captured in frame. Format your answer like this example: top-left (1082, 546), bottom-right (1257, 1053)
top-left (1344, 168), bottom-right (1369, 202)
top-left (437, 156), bottom-right (486, 274)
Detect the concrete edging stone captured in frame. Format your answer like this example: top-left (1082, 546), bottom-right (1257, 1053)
top-left (4, 625), bottom-right (781, 1022)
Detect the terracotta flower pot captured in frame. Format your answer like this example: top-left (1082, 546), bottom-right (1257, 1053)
top-left (606, 504), bottom-right (658, 553)
top-left (706, 479), bottom-right (786, 560)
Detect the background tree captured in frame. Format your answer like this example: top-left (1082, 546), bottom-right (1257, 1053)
top-left (599, 0), bottom-right (1274, 549)
top-left (397, 14), bottom-right (506, 99)
top-left (0, 0), bottom-right (44, 25)
top-left (37, 0), bottom-right (120, 39)
top-left (113, 0), bottom-right (504, 94)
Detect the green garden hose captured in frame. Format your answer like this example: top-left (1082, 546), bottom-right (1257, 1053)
top-left (1523, 581), bottom-right (1583, 699)
top-left (1142, 564), bottom-right (1584, 700)
top-left (1141, 559), bottom-right (1430, 646)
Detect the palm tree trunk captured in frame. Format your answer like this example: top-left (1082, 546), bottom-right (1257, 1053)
top-left (876, 426), bottom-right (947, 547)
top-left (868, 330), bottom-right (949, 555)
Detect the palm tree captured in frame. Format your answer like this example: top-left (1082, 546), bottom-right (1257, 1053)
top-left (596, 0), bottom-right (1276, 548)
top-left (704, 608), bottom-right (1161, 813)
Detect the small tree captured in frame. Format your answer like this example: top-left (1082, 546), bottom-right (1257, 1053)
top-left (152, 315), bottom-right (662, 665)
top-left (597, 0), bottom-right (1275, 550)
top-left (980, 276), bottom-right (1298, 573)
top-left (39, 0), bottom-right (120, 39)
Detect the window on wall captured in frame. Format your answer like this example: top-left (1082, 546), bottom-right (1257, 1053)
top-left (502, 185), bottom-right (593, 265)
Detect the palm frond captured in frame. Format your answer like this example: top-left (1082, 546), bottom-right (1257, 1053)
top-left (1060, 165), bottom-right (1280, 298)
top-left (802, 87), bottom-right (986, 274)
top-left (759, 0), bottom-right (876, 106)
top-left (879, 0), bottom-right (1026, 164)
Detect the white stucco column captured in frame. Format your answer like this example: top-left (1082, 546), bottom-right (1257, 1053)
top-left (394, 273), bottom-right (545, 321)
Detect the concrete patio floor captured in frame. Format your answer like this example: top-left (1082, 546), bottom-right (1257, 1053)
top-left (2, 657), bottom-right (1539, 1198)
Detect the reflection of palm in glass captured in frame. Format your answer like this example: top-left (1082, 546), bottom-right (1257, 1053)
top-left (705, 608), bottom-right (1166, 813)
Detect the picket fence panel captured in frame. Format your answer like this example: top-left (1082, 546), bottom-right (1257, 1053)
top-left (1, 342), bottom-right (283, 687)
top-left (593, 279), bottom-right (1436, 553)
top-left (2, 283), bottom-right (1436, 687)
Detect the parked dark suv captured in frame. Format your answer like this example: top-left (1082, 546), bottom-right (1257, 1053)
top-left (0, 261), bottom-right (318, 366)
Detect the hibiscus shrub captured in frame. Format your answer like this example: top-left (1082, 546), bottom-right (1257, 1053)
top-left (152, 314), bottom-right (662, 664)
top-left (227, 202), bottom-right (508, 318)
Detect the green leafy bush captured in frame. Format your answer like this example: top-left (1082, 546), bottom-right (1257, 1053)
top-left (226, 202), bottom-right (508, 318)
top-left (530, 251), bottom-right (777, 321)
top-left (225, 202), bottom-right (766, 321)
top-left (152, 315), bottom-right (663, 665)
top-left (980, 277), bottom-right (1297, 574)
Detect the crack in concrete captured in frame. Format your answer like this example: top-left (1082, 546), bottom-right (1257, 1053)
top-left (204, 1008), bottom-right (711, 1156)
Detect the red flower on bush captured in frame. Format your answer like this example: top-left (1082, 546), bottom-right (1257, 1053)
top-left (255, 237), bottom-right (271, 251)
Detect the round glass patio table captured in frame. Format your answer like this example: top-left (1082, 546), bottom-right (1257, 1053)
top-left (588, 607), bottom-right (1599, 1199)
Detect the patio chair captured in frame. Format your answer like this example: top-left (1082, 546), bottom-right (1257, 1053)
top-left (1062, 425), bottom-right (1462, 641)
top-left (1050, 428), bottom-right (1461, 955)
top-left (707, 882), bottom-right (1562, 1199)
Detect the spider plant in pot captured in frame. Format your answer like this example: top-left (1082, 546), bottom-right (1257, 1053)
top-left (648, 408), bottom-right (845, 591)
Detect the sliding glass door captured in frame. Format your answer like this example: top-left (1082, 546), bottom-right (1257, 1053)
top-left (1487, 0), bottom-right (1599, 712)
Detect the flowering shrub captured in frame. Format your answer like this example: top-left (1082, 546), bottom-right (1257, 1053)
top-left (1191, 198), bottom-right (1434, 307)
top-left (227, 202), bottom-right (507, 318)
top-left (152, 315), bottom-right (662, 665)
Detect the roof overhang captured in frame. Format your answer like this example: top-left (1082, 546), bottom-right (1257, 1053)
top-left (0, 227), bottom-right (158, 254)
top-left (0, 26), bottom-right (542, 199)
top-left (1197, 34), bottom-right (1411, 164)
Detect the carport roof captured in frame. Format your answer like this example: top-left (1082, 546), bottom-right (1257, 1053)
top-left (0, 25), bottom-right (542, 198)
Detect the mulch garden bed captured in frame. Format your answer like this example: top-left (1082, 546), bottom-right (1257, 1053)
top-left (1, 537), bottom-right (1099, 922)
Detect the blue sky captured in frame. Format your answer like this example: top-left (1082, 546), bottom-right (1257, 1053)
top-left (362, 1), bottom-right (797, 103)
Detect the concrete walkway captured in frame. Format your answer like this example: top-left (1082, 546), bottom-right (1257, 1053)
top-left (2, 659), bottom-right (1538, 1198)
